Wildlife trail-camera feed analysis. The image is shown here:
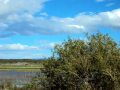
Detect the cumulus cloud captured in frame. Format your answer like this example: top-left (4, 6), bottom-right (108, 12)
top-left (0, 42), bottom-right (55, 58)
top-left (0, 0), bottom-right (120, 37)
top-left (0, 41), bottom-right (60, 51)
top-left (1, 8), bottom-right (120, 37)
top-left (0, 43), bottom-right (40, 50)
top-left (0, 0), bottom-right (48, 15)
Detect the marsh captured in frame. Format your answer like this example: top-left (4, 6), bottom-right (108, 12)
top-left (0, 70), bottom-right (36, 87)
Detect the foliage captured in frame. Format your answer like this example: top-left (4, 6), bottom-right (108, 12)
top-left (35, 33), bottom-right (120, 90)
top-left (36, 33), bottom-right (120, 90)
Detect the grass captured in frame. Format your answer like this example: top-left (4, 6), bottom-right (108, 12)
top-left (0, 62), bottom-right (43, 71)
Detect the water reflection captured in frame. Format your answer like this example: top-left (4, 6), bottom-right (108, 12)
top-left (0, 70), bottom-right (37, 86)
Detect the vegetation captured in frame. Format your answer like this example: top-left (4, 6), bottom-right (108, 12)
top-left (34, 33), bottom-right (120, 90)
top-left (0, 33), bottom-right (120, 90)
top-left (0, 59), bottom-right (44, 71)
top-left (0, 59), bottom-right (45, 63)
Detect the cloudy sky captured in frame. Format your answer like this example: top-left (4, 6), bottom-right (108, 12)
top-left (0, 0), bottom-right (120, 59)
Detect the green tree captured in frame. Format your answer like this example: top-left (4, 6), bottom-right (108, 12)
top-left (37, 33), bottom-right (120, 90)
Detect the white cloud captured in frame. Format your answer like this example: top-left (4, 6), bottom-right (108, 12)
top-left (96, 0), bottom-right (105, 2)
top-left (0, 0), bottom-right (120, 37)
top-left (39, 40), bottom-right (62, 49)
top-left (106, 3), bottom-right (115, 7)
top-left (0, 42), bottom-right (55, 58)
top-left (3, 0), bottom-right (9, 4)
top-left (0, 41), bottom-right (61, 51)
top-left (0, 23), bottom-right (8, 28)
top-left (0, 43), bottom-right (40, 50)
top-left (0, 52), bottom-right (49, 59)
top-left (14, 8), bottom-right (120, 34)
top-left (40, 12), bottom-right (48, 17)
top-left (0, 0), bottom-right (48, 15)
top-left (67, 25), bottom-right (85, 31)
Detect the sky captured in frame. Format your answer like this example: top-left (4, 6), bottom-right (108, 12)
top-left (0, 0), bottom-right (120, 59)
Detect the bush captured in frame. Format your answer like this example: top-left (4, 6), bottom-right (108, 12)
top-left (34, 33), bottom-right (120, 90)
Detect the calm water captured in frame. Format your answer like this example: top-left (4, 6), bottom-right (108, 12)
top-left (0, 70), bottom-right (37, 87)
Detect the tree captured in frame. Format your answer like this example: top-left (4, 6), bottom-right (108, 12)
top-left (37, 33), bottom-right (120, 90)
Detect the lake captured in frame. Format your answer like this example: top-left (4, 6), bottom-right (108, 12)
top-left (0, 70), bottom-right (37, 87)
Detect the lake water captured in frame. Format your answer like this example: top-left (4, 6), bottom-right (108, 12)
top-left (0, 70), bottom-right (37, 87)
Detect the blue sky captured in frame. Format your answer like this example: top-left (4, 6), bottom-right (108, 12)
top-left (0, 0), bottom-right (120, 59)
